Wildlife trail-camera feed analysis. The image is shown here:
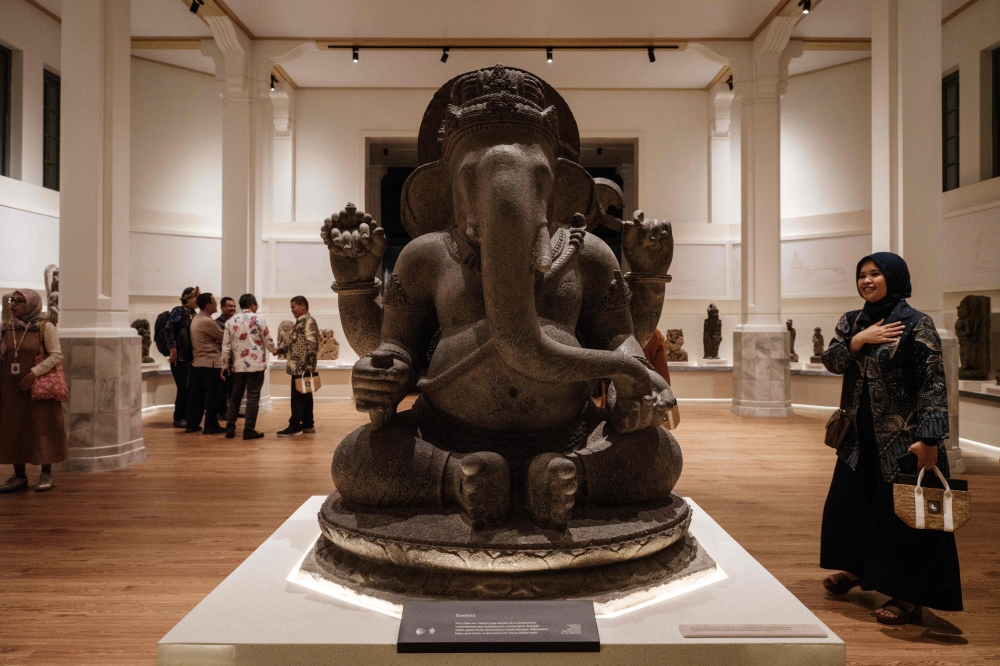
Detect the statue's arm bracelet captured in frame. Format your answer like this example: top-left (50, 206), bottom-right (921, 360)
top-left (331, 278), bottom-right (382, 294)
top-left (625, 272), bottom-right (672, 284)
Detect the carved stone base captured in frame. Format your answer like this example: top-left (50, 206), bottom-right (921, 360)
top-left (319, 492), bottom-right (692, 573)
top-left (299, 529), bottom-right (718, 616)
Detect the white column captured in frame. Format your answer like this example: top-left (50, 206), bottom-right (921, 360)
top-left (871, 0), bottom-right (962, 471)
top-left (709, 81), bottom-right (735, 224)
top-left (695, 18), bottom-right (803, 417)
top-left (201, 20), bottom-right (265, 301)
top-left (366, 164), bottom-right (387, 225)
top-left (58, 0), bottom-right (144, 471)
top-left (271, 83), bottom-right (295, 223)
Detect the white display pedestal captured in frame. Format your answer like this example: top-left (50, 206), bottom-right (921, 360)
top-left (804, 362), bottom-right (826, 372)
top-left (699, 358), bottom-right (729, 367)
top-left (157, 498), bottom-right (844, 666)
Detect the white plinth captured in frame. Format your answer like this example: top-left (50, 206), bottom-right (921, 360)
top-left (699, 358), bottom-right (729, 367)
top-left (157, 498), bottom-right (844, 666)
top-left (804, 362), bottom-right (826, 372)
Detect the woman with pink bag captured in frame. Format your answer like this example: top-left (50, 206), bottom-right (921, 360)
top-left (0, 289), bottom-right (68, 493)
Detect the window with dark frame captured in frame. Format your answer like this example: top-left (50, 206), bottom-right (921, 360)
top-left (0, 44), bottom-right (12, 178)
top-left (942, 71), bottom-right (959, 192)
top-left (993, 46), bottom-right (999, 179)
top-left (43, 70), bottom-right (60, 191)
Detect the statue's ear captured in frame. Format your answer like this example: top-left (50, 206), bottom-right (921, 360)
top-left (552, 158), bottom-right (597, 230)
top-left (401, 161), bottom-right (453, 238)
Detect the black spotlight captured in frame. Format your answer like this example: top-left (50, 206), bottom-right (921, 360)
top-left (441, 47), bottom-right (449, 63)
top-left (726, 75), bottom-right (733, 91)
top-left (648, 47), bottom-right (656, 63)
top-left (352, 46), bottom-right (359, 63)
top-left (189, 0), bottom-right (204, 13)
top-left (798, 0), bottom-right (811, 14)
top-left (546, 47), bottom-right (553, 63)
top-left (270, 75), bottom-right (276, 92)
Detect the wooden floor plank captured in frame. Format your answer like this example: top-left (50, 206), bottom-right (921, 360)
top-left (0, 402), bottom-right (997, 665)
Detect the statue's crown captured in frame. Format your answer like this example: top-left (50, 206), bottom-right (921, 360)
top-left (438, 65), bottom-right (560, 159)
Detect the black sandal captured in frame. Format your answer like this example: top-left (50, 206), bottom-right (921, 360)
top-left (822, 572), bottom-right (864, 595)
top-left (875, 599), bottom-right (922, 625)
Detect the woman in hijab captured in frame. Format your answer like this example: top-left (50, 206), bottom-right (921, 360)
top-left (819, 252), bottom-right (961, 624)
top-left (0, 289), bottom-right (68, 493)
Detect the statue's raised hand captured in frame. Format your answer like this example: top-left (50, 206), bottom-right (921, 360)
top-left (609, 369), bottom-right (676, 433)
top-left (622, 211), bottom-right (673, 276)
top-left (321, 203), bottom-right (386, 285)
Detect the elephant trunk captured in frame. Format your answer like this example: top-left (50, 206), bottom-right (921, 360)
top-left (477, 162), bottom-right (651, 397)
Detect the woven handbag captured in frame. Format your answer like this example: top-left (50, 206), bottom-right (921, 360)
top-left (31, 321), bottom-right (69, 402)
top-left (893, 466), bottom-right (971, 532)
top-left (294, 372), bottom-right (322, 394)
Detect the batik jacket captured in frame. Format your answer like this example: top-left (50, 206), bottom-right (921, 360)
top-left (822, 300), bottom-right (950, 482)
top-left (284, 313), bottom-right (319, 376)
top-left (221, 310), bottom-right (278, 373)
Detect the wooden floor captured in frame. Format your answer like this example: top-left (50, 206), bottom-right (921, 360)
top-left (1, 401), bottom-right (998, 665)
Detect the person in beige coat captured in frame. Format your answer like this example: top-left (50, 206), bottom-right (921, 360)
top-left (0, 290), bottom-right (67, 493)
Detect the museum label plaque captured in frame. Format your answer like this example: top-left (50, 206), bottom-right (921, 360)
top-left (397, 600), bottom-right (600, 653)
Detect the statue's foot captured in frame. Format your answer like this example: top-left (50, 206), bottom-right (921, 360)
top-left (525, 453), bottom-right (578, 530)
top-left (448, 452), bottom-right (511, 530)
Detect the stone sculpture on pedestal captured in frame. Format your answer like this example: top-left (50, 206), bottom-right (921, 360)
top-left (955, 295), bottom-right (991, 380)
top-left (787, 320), bottom-right (798, 363)
top-left (702, 304), bottom-right (722, 359)
top-left (130, 319), bottom-right (155, 363)
top-left (317, 329), bottom-right (340, 361)
top-left (810, 327), bottom-right (824, 363)
top-left (666, 329), bottom-right (689, 362)
top-left (275, 320), bottom-right (295, 359)
top-left (44, 264), bottom-right (59, 326)
top-left (302, 66), bottom-right (714, 608)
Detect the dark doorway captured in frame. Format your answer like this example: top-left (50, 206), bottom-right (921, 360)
top-left (585, 166), bottom-right (623, 266)
top-left (380, 166), bottom-right (416, 276)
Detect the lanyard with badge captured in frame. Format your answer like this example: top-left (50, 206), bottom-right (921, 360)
top-left (8, 324), bottom-right (29, 377)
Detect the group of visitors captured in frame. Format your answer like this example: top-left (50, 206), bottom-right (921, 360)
top-left (164, 288), bottom-right (320, 440)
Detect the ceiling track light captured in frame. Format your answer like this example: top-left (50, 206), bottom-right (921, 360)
top-left (441, 47), bottom-right (449, 63)
top-left (352, 46), bottom-right (359, 63)
top-left (798, 0), bottom-right (811, 14)
top-left (270, 74), bottom-right (276, 92)
top-left (648, 46), bottom-right (656, 63)
top-left (726, 75), bottom-right (733, 91)
top-left (546, 47), bottom-right (553, 63)
top-left (189, 0), bottom-right (204, 14)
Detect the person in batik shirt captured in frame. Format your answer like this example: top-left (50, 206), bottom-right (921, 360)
top-left (221, 293), bottom-right (278, 440)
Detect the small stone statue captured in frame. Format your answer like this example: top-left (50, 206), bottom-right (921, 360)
top-left (955, 295), bottom-right (991, 380)
top-left (810, 327), bottom-right (824, 363)
top-left (317, 328), bottom-right (340, 361)
top-left (666, 329), bottom-right (689, 362)
top-left (276, 320), bottom-right (295, 359)
top-left (1, 292), bottom-right (12, 324)
top-left (44, 264), bottom-right (59, 326)
top-left (130, 318), bottom-right (155, 363)
top-left (787, 319), bottom-right (798, 363)
top-left (702, 304), bottom-right (722, 359)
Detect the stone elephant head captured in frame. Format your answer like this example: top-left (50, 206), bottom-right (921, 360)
top-left (398, 65), bottom-right (652, 398)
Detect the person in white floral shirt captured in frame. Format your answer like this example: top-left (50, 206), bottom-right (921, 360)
top-left (221, 294), bottom-right (278, 440)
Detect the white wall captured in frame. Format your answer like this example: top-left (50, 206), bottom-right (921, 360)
top-left (781, 58), bottom-right (872, 222)
top-left (128, 57), bottom-right (223, 298)
top-left (942, 0), bottom-right (1000, 186)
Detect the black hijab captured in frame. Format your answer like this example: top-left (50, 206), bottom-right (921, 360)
top-left (855, 252), bottom-right (913, 329)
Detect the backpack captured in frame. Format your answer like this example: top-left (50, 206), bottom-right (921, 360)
top-left (154, 311), bottom-right (171, 356)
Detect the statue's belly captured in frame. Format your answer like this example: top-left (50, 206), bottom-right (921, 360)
top-left (423, 323), bottom-right (592, 431)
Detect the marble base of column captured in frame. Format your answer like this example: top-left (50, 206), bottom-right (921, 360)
top-left (731, 329), bottom-right (794, 417)
top-left (55, 331), bottom-right (146, 472)
top-left (940, 332), bottom-right (964, 473)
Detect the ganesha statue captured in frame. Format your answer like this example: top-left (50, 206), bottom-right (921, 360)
top-left (305, 66), bottom-right (713, 607)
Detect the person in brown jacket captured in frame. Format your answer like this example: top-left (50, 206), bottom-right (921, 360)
top-left (186, 292), bottom-right (225, 434)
